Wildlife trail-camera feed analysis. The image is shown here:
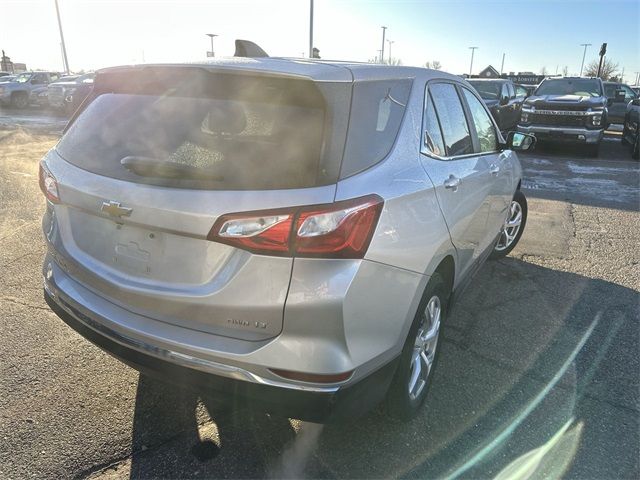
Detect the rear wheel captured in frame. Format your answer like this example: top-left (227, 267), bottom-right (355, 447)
top-left (11, 92), bottom-right (28, 109)
top-left (386, 273), bottom-right (448, 421)
top-left (490, 190), bottom-right (527, 259)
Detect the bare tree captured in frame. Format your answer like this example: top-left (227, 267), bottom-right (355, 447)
top-left (583, 58), bottom-right (619, 80)
top-left (562, 65), bottom-right (569, 76)
top-left (385, 57), bottom-right (403, 66)
top-left (424, 60), bottom-right (442, 70)
top-left (540, 66), bottom-right (548, 75)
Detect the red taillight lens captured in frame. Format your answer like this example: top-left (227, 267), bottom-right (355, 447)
top-left (207, 194), bottom-right (383, 259)
top-left (38, 162), bottom-right (60, 203)
top-left (294, 195), bottom-right (384, 258)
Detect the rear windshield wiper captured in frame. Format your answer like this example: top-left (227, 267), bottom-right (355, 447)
top-left (121, 156), bottom-right (224, 181)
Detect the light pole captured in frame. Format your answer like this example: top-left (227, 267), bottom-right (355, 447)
top-left (579, 43), bottom-right (591, 77)
top-left (380, 26), bottom-right (387, 63)
top-left (309, 0), bottom-right (314, 58)
top-left (206, 33), bottom-right (218, 57)
top-left (500, 52), bottom-right (505, 75)
top-left (468, 46), bottom-right (478, 76)
top-left (387, 39), bottom-right (394, 63)
top-left (54, 0), bottom-right (70, 74)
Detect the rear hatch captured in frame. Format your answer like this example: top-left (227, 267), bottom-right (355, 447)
top-left (49, 65), bottom-right (350, 341)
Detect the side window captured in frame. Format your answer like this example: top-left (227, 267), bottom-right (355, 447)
top-left (622, 85), bottom-right (636, 100)
top-left (604, 84), bottom-right (616, 98)
top-left (429, 83), bottom-right (473, 156)
top-left (49, 73), bottom-right (60, 83)
top-left (422, 92), bottom-right (446, 156)
top-left (31, 73), bottom-right (46, 85)
top-left (462, 88), bottom-right (498, 153)
top-left (341, 79), bottom-right (413, 178)
top-left (501, 83), bottom-right (509, 99)
top-left (515, 85), bottom-right (528, 97)
top-left (507, 83), bottom-right (515, 99)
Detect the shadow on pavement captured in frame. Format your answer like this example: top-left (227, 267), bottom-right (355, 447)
top-left (126, 258), bottom-right (639, 479)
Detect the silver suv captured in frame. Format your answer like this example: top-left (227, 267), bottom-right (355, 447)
top-left (41, 55), bottom-right (532, 422)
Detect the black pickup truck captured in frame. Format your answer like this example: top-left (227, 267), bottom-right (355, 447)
top-left (517, 77), bottom-right (608, 156)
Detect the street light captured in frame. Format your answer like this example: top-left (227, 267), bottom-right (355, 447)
top-left (380, 26), bottom-right (387, 63)
top-left (387, 39), bottom-right (395, 63)
top-left (468, 46), bottom-right (478, 76)
top-left (206, 33), bottom-right (218, 58)
top-left (54, 0), bottom-right (70, 74)
top-left (579, 43), bottom-right (591, 77)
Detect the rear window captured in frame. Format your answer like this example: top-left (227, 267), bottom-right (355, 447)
top-left (57, 72), bottom-right (330, 190)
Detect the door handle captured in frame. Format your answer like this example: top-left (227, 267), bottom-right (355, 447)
top-left (490, 164), bottom-right (500, 175)
top-left (444, 175), bottom-right (462, 190)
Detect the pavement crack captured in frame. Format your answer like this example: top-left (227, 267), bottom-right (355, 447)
top-left (0, 296), bottom-right (51, 312)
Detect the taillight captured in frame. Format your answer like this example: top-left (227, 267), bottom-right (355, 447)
top-left (39, 162), bottom-right (60, 203)
top-left (207, 194), bottom-right (383, 259)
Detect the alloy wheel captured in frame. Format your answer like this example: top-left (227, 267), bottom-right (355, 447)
top-left (495, 200), bottom-right (523, 251)
top-left (407, 295), bottom-right (441, 400)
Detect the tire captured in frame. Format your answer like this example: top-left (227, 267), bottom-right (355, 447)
top-left (490, 189), bottom-right (527, 259)
top-left (386, 273), bottom-right (448, 421)
top-left (586, 144), bottom-right (600, 157)
top-left (10, 92), bottom-right (28, 109)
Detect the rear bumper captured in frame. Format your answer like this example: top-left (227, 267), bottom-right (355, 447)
top-left (517, 125), bottom-right (604, 144)
top-left (43, 267), bottom-right (400, 422)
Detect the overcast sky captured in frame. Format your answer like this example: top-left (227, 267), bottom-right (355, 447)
top-left (1, 0), bottom-right (639, 83)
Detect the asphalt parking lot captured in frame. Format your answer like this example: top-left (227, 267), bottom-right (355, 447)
top-left (0, 110), bottom-right (638, 479)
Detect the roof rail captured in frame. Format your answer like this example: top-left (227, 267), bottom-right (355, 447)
top-left (234, 40), bottom-right (269, 58)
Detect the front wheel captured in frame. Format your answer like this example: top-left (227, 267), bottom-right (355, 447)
top-left (386, 273), bottom-right (448, 421)
top-left (490, 190), bottom-right (527, 259)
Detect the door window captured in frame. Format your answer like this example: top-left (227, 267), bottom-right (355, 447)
top-left (462, 88), bottom-right (498, 153)
top-left (422, 92), bottom-right (446, 157)
top-left (429, 83), bottom-right (473, 156)
top-left (515, 85), bottom-right (528, 97)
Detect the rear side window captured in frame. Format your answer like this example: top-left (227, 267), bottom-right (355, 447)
top-left (429, 83), bottom-right (473, 156)
top-left (340, 79), bottom-right (412, 178)
top-left (57, 74), bottom-right (329, 190)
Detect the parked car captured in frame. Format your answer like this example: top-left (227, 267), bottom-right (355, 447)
top-left (621, 97), bottom-right (639, 160)
top-left (0, 71), bottom-right (11, 78)
top-left (604, 81), bottom-right (638, 125)
top-left (632, 86), bottom-right (640, 96)
top-left (40, 50), bottom-right (532, 422)
top-left (0, 71), bottom-right (61, 108)
top-left (467, 79), bottom-right (525, 131)
top-left (48, 72), bottom-right (95, 112)
top-left (518, 77), bottom-right (608, 156)
top-left (0, 75), bottom-right (16, 83)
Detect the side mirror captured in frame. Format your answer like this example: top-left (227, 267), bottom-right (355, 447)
top-left (506, 131), bottom-right (536, 151)
top-left (500, 96), bottom-right (509, 106)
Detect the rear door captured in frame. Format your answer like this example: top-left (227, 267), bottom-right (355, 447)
top-left (460, 86), bottom-right (514, 237)
top-left (419, 81), bottom-right (493, 280)
top-left (47, 69), bottom-right (342, 341)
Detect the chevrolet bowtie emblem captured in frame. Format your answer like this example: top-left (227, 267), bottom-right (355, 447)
top-left (101, 201), bottom-right (133, 218)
